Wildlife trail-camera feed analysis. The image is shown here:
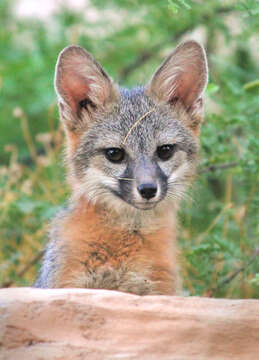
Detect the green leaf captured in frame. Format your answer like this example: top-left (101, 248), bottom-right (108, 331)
top-left (168, 0), bottom-right (191, 13)
top-left (250, 274), bottom-right (259, 286)
top-left (168, 0), bottom-right (179, 13)
top-left (206, 83), bottom-right (220, 95)
top-left (178, 0), bottom-right (191, 10)
top-left (15, 199), bottom-right (45, 214)
top-left (243, 79), bottom-right (259, 92)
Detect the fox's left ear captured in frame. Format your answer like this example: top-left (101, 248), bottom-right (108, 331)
top-left (146, 40), bottom-right (208, 131)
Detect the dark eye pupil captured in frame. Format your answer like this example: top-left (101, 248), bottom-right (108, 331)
top-left (157, 144), bottom-right (176, 161)
top-left (105, 148), bottom-right (125, 163)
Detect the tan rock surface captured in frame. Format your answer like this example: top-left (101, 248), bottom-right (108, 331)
top-left (0, 288), bottom-right (258, 360)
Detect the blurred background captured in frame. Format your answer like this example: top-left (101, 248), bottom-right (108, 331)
top-left (0, 0), bottom-right (258, 298)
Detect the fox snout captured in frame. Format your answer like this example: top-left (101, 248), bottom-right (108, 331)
top-left (137, 183), bottom-right (157, 200)
top-left (132, 156), bottom-right (163, 205)
top-left (136, 157), bottom-right (157, 201)
top-left (116, 156), bottom-right (167, 210)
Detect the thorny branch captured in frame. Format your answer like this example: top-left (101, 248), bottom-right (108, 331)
top-left (198, 162), bottom-right (238, 174)
top-left (119, 31), bottom-right (188, 82)
top-left (118, 6), bottom-right (233, 82)
top-left (208, 248), bottom-right (259, 296)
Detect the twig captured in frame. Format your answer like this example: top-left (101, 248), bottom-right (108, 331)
top-left (119, 50), bottom-right (156, 82)
top-left (118, 6), bottom-right (233, 82)
top-left (199, 162), bottom-right (238, 174)
top-left (122, 108), bottom-right (156, 145)
top-left (209, 248), bottom-right (259, 295)
top-left (119, 34), bottom-right (185, 82)
top-left (13, 108), bottom-right (38, 164)
top-left (1, 250), bottom-right (44, 288)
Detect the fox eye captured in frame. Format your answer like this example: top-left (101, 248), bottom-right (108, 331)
top-left (105, 148), bottom-right (125, 163)
top-left (157, 144), bottom-right (176, 161)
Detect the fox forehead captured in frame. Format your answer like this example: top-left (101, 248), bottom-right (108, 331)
top-left (78, 86), bottom-right (197, 155)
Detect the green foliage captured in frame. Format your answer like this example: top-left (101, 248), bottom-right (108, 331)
top-left (168, 0), bottom-right (192, 14)
top-left (0, 0), bottom-right (258, 298)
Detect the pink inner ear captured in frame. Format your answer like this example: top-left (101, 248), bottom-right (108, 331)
top-left (147, 41), bottom-right (208, 110)
top-left (173, 68), bottom-right (202, 107)
top-left (62, 72), bottom-right (90, 113)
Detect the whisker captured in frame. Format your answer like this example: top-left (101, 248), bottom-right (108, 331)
top-left (167, 190), bottom-right (193, 202)
top-left (167, 181), bottom-right (193, 201)
top-left (117, 177), bottom-right (135, 181)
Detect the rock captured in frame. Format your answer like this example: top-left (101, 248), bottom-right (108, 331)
top-left (0, 288), bottom-right (258, 360)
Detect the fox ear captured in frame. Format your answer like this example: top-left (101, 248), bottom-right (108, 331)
top-left (146, 40), bottom-right (208, 119)
top-left (55, 45), bottom-right (119, 131)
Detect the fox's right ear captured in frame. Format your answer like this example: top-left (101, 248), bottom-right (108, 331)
top-left (55, 45), bottom-right (119, 131)
top-left (146, 40), bottom-right (208, 132)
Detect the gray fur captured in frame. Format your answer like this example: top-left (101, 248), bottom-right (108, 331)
top-left (35, 41), bottom-right (208, 291)
top-left (72, 87), bottom-right (199, 209)
top-left (34, 209), bottom-right (69, 288)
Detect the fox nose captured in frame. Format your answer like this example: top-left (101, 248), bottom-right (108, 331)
top-left (137, 183), bottom-right (157, 200)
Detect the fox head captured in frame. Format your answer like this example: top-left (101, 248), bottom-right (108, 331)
top-left (55, 41), bottom-right (208, 215)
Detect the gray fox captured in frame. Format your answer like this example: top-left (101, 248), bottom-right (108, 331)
top-left (35, 40), bottom-right (208, 295)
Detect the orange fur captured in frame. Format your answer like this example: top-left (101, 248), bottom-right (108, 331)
top-left (51, 199), bottom-right (179, 295)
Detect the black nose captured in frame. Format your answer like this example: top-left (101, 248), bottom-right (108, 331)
top-left (137, 183), bottom-right (157, 200)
